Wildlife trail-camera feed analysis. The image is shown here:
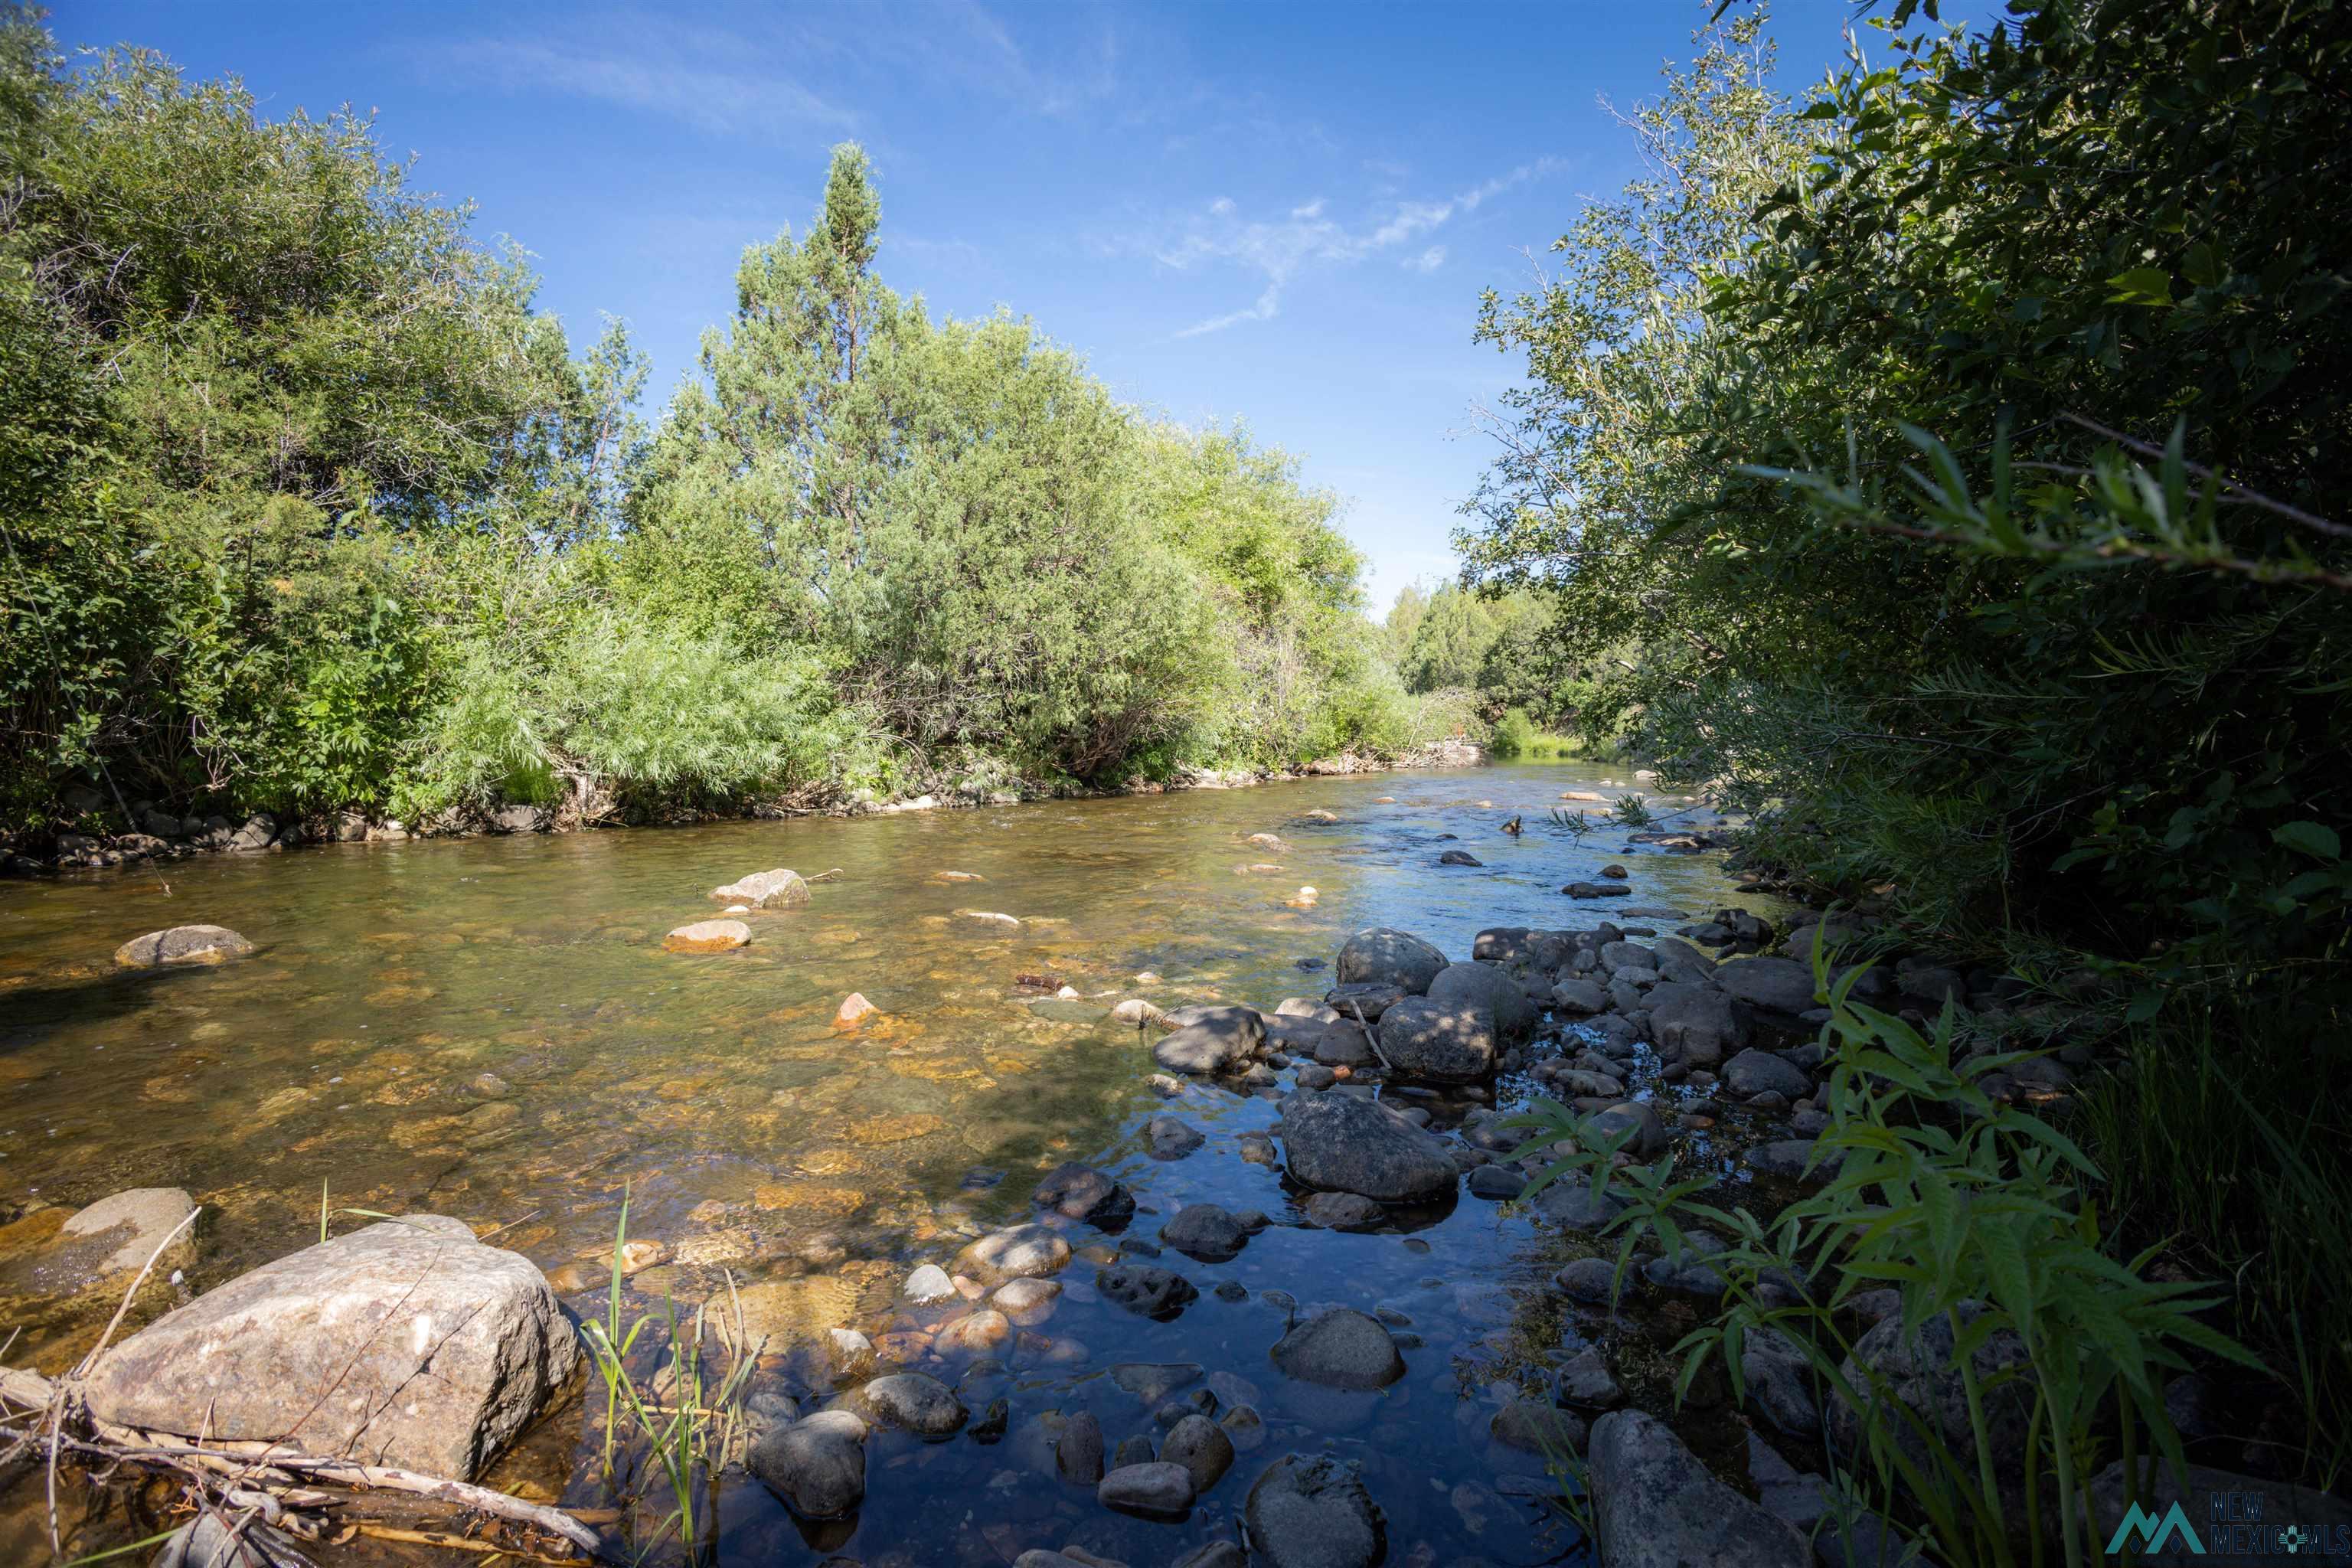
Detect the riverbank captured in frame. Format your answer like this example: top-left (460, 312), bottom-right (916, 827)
top-left (6, 740), bottom-right (1491, 877)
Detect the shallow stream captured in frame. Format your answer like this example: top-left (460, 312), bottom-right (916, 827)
top-left (0, 763), bottom-right (1792, 1566)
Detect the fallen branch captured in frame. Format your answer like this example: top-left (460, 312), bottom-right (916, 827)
top-left (0, 1376), bottom-right (606, 1561)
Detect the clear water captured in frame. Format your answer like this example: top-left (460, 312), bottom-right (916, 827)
top-left (0, 764), bottom-right (1788, 1565)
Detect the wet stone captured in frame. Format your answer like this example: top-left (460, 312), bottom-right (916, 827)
top-left (1270, 1308), bottom-right (1406, 1390)
top-left (1097, 1263), bottom-right (1196, 1319)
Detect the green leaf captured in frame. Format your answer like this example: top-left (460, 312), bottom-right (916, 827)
top-left (2273, 820), bottom-right (2342, 861)
top-left (2105, 266), bottom-right (2175, 306)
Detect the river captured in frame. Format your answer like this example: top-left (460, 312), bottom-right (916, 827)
top-left (0, 763), bottom-right (1788, 1565)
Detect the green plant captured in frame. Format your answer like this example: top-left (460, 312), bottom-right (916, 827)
top-left (1508, 932), bottom-right (2257, 1566)
top-left (577, 1187), bottom-right (760, 1563)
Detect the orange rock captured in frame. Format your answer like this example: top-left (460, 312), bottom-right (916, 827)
top-left (663, 919), bottom-right (750, 953)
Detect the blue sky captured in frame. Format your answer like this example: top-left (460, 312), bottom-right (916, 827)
top-left (55, 1), bottom-right (1956, 614)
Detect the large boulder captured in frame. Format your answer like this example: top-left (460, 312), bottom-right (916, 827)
top-left (1270, 1308), bottom-right (1405, 1390)
top-left (710, 868), bottom-right (811, 909)
top-left (1648, 984), bottom-right (1748, 1069)
top-left (1323, 982), bottom-right (1407, 1022)
top-left (1375, 998), bottom-right (1497, 1081)
top-left (1276, 1089), bottom-right (1455, 1203)
top-left (1426, 961), bottom-right (1536, 1042)
top-left (1334, 928), bottom-right (1448, 995)
top-left (1586, 1410), bottom-right (1806, 1567)
top-left (1245, 1454), bottom-right (1385, 1568)
top-left (1715, 956), bottom-right (1818, 1016)
top-left (1585, 1100), bottom-right (1668, 1158)
top-left (1153, 1005), bottom-right (1264, 1075)
top-left (113, 925), bottom-right (253, 968)
top-left (81, 1216), bottom-right (577, 1481)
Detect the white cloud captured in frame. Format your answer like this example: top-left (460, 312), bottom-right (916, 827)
top-left (429, 28), bottom-right (861, 140)
top-left (1132, 157), bottom-right (1563, 338)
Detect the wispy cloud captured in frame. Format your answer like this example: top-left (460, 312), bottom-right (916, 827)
top-left (427, 25), bottom-right (860, 140)
top-left (422, 2), bottom-right (1122, 142)
top-left (1129, 158), bottom-right (1563, 338)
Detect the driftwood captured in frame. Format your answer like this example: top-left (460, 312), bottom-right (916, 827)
top-left (2, 1355), bottom-right (607, 1563)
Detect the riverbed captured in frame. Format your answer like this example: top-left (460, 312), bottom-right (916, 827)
top-left (0, 763), bottom-right (1789, 1565)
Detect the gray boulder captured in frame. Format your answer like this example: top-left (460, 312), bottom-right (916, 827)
top-left (861, 1371), bottom-right (969, 1436)
top-left (1376, 997), bottom-right (1497, 1081)
top-left (1300, 1191), bottom-right (1384, 1230)
top-left (81, 1216), bottom-right (576, 1481)
top-left (1270, 1308), bottom-right (1404, 1390)
top-left (113, 924), bottom-right (253, 968)
top-left (1307, 1020), bottom-right (1378, 1067)
top-left (1276, 1089), bottom-right (1455, 1203)
top-left (748, 1410), bottom-right (867, 1517)
top-left (1587, 1410), bottom-right (1807, 1567)
top-left (1716, 957), bottom-right (1818, 1015)
top-left (1161, 1204), bottom-right (1253, 1263)
top-left (1323, 981), bottom-right (1407, 1022)
top-left (1245, 1454), bottom-right (1386, 1568)
top-left (1426, 960), bottom-right (1537, 1042)
top-left (1586, 1100), bottom-right (1667, 1157)
top-left (1723, 1048), bottom-right (1811, 1100)
top-left (1055, 1408), bottom-right (1104, 1482)
top-left (1334, 928), bottom-right (1448, 995)
top-left (1742, 1326), bottom-right (1821, 1439)
top-left (1161, 1410), bottom-right (1236, 1494)
top-left (1648, 984), bottom-right (1747, 1068)
top-left (1153, 1004), bottom-right (1265, 1074)
top-left (1099, 1460), bottom-right (1194, 1517)
top-left (1550, 976), bottom-right (1609, 1014)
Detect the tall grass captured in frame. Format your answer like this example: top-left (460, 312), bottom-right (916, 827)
top-left (579, 1188), bottom-right (762, 1563)
top-left (1508, 934), bottom-right (2258, 1566)
top-left (1488, 705), bottom-right (1582, 758)
top-left (2078, 993), bottom-right (2352, 1489)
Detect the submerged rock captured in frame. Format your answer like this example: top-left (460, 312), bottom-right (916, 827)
top-left (1161, 1203), bottom-right (1253, 1263)
top-left (1270, 1308), bottom-right (1405, 1390)
top-left (1032, 1163), bottom-right (1134, 1227)
top-left (1491, 1398), bottom-right (1587, 1455)
top-left (1097, 1264), bottom-right (1197, 1319)
top-left (953, 1224), bottom-right (1071, 1286)
top-left (113, 924), bottom-right (253, 968)
top-left (1099, 1460), bottom-right (1194, 1517)
top-left (81, 1216), bottom-right (577, 1481)
top-left (1244, 1453), bottom-right (1386, 1568)
top-left (56, 1187), bottom-right (198, 1279)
